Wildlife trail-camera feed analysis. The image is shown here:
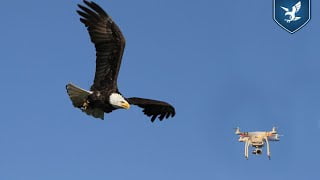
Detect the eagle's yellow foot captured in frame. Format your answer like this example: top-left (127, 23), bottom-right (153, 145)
top-left (81, 100), bottom-right (89, 110)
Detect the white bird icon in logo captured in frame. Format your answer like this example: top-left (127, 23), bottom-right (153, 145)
top-left (280, 1), bottom-right (301, 23)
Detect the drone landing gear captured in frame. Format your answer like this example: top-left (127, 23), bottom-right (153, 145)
top-left (244, 141), bottom-right (250, 160)
top-left (265, 137), bottom-right (271, 160)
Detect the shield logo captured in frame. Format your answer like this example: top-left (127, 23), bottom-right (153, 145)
top-left (273, 0), bottom-right (311, 33)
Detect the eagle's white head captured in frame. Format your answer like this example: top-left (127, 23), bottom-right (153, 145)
top-left (109, 93), bottom-right (130, 109)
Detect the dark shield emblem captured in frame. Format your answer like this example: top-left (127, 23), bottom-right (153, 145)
top-left (273, 0), bottom-right (310, 33)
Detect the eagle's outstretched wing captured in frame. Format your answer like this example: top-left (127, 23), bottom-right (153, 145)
top-left (127, 97), bottom-right (176, 122)
top-left (280, 6), bottom-right (289, 12)
top-left (77, 0), bottom-right (125, 91)
top-left (293, 1), bottom-right (301, 13)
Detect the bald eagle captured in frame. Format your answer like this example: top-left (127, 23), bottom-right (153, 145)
top-left (66, 0), bottom-right (175, 122)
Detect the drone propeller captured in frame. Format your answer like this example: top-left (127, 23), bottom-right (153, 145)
top-left (234, 127), bottom-right (241, 134)
top-left (271, 126), bottom-right (278, 133)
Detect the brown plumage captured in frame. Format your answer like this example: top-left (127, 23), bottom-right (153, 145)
top-left (66, 0), bottom-right (175, 122)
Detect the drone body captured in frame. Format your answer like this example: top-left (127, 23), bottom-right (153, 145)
top-left (235, 127), bottom-right (281, 160)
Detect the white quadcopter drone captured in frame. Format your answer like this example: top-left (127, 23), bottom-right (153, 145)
top-left (235, 127), bottom-right (281, 160)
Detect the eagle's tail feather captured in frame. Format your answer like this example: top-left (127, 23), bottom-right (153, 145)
top-left (66, 83), bottom-right (104, 120)
top-left (82, 107), bottom-right (104, 120)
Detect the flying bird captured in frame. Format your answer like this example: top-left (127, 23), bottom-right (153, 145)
top-left (66, 0), bottom-right (175, 122)
top-left (280, 1), bottom-right (301, 23)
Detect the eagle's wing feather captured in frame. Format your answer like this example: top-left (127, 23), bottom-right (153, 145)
top-left (77, 0), bottom-right (125, 91)
top-left (280, 6), bottom-right (289, 12)
top-left (294, 1), bottom-right (301, 13)
top-left (127, 97), bottom-right (176, 122)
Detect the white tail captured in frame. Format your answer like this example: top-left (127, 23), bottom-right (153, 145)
top-left (66, 83), bottom-right (104, 120)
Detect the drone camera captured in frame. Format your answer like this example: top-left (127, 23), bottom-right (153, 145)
top-left (256, 149), bottom-right (262, 154)
top-left (252, 149), bottom-right (262, 155)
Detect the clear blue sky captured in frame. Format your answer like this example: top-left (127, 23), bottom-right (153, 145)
top-left (0, 0), bottom-right (319, 179)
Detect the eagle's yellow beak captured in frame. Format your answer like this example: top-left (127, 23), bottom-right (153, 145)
top-left (121, 101), bottom-right (130, 109)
